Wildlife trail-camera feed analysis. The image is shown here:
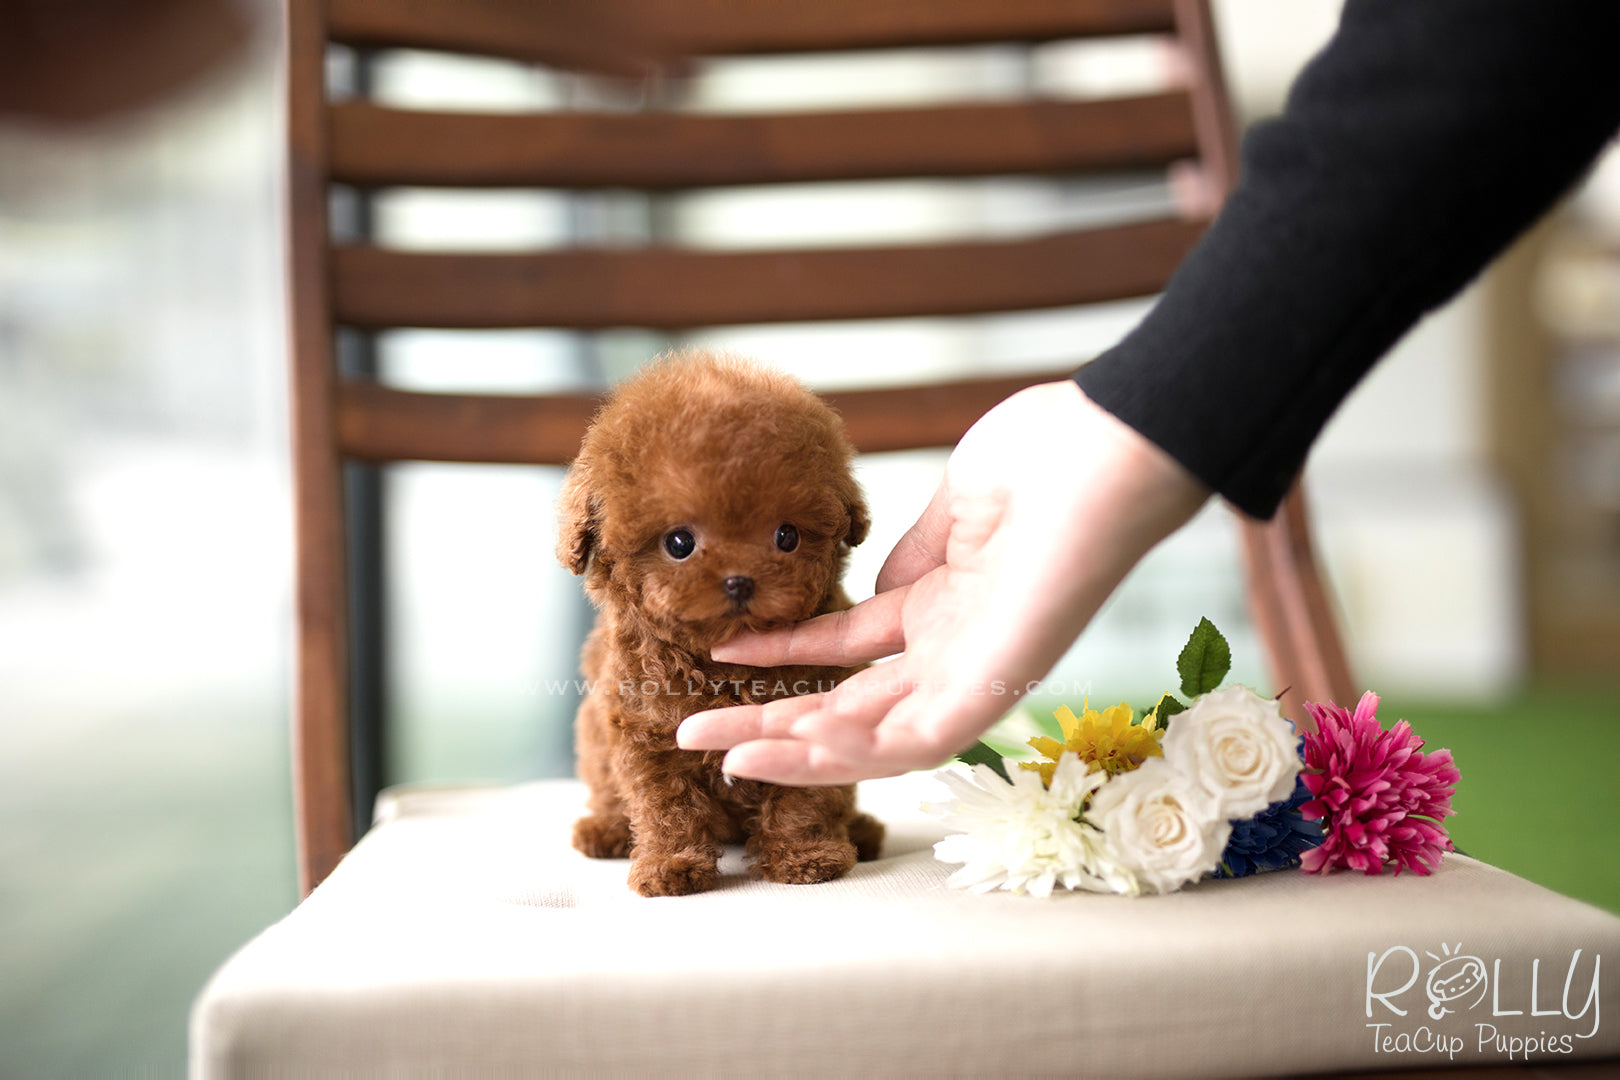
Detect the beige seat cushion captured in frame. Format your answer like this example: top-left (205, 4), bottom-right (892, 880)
top-left (192, 772), bottom-right (1620, 1078)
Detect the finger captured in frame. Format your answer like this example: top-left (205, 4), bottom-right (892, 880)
top-left (720, 685), bottom-right (964, 785)
top-left (721, 666), bottom-right (937, 783)
top-left (709, 586), bottom-right (907, 666)
top-left (868, 684), bottom-right (1005, 768)
top-left (721, 739), bottom-right (904, 786)
top-left (679, 659), bottom-right (906, 751)
top-left (676, 692), bottom-right (826, 750)
top-left (874, 483), bottom-right (952, 594)
top-left (717, 676), bottom-right (1013, 786)
top-left (773, 661), bottom-right (913, 755)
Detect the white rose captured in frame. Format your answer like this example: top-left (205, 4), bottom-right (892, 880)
top-left (1086, 757), bottom-right (1230, 895)
top-left (1161, 685), bottom-right (1301, 820)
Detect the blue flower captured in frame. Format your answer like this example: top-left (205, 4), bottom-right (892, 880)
top-left (1215, 777), bottom-right (1324, 879)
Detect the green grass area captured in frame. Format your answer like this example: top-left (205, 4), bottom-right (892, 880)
top-left (1397, 684), bottom-right (1620, 915)
top-left (1009, 682), bottom-right (1620, 914)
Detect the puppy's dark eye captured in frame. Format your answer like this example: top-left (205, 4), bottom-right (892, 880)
top-left (663, 529), bottom-right (696, 560)
top-left (774, 523), bottom-right (799, 553)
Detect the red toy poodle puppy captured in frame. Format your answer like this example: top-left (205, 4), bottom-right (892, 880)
top-left (557, 351), bottom-right (884, 896)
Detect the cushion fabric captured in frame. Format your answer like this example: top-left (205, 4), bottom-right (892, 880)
top-left (192, 773), bottom-right (1620, 1077)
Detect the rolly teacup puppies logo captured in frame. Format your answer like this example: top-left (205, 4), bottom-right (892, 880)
top-left (1366, 943), bottom-right (1601, 1062)
top-left (1425, 943), bottom-right (1488, 1017)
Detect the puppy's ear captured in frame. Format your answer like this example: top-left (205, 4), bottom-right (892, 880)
top-left (844, 491), bottom-right (871, 548)
top-left (556, 466), bottom-right (597, 575)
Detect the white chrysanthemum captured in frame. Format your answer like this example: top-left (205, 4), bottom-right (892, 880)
top-left (1086, 756), bottom-right (1231, 895)
top-left (1161, 685), bottom-right (1301, 819)
top-left (928, 755), bottom-right (1128, 897)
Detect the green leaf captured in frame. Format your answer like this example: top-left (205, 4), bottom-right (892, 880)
top-left (1147, 692), bottom-right (1187, 731)
top-left (1177, 617), bottom-right (1231, 698)
top-left (956, 741), bottom-right (1011, 782)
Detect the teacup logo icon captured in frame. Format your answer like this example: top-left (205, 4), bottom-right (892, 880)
top-left (1425, 943), bottom-right (1488, 1018)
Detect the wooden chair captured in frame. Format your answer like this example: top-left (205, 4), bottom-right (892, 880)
top-left (286, 0), bottom-right (1355, 897)
top-left (192, 4), bottom-right (1620, 1076)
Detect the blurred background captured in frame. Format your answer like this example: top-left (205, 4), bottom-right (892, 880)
top-left (2, 0), bottom-right (1617, 1074)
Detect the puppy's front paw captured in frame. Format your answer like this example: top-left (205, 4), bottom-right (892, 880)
top-left (752, 839), bottom-right (857, 885)
top-left (628, 850), bottom-right (720, 897)
top-left (573, 814), bottom-right (633, 859)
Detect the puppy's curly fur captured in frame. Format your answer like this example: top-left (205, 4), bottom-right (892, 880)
top-left (558, 351), bottom-right (884, 896)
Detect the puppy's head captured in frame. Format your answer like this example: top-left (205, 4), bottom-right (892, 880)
top-left (558, 351), bottom-right (869, 652)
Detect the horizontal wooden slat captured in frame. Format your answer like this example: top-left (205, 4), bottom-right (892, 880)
top-left (332, 217), bottom-right (1205, 330)
top-left (336, 370), bottom-right (1070, 464)
top-left (338, 381), bottom-right (598, 464)
top-left (328, 0), bottom-right (1177, 66)
top-left (827, 371), bottom-right (1065, 453)
top-left (329, 93), bottom-right (1197, 190)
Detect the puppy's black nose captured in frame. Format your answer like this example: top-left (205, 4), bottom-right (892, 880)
top-left (723, 575), bottom-right (755, 603)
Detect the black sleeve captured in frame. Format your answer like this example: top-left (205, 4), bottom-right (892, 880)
top-left (1073, 0), bottom-right (1620, 519)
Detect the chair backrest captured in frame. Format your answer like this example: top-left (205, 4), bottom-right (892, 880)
top-left (285, 0), bottom-right (1352, 894)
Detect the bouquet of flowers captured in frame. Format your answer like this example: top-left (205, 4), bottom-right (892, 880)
top-left (929, 619), bottom-right (1461, 897)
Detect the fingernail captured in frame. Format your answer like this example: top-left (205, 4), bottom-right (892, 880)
top-left (675, 715), bottom-right (700, 749)
top-left (720, 749), bottom-right (751, 779)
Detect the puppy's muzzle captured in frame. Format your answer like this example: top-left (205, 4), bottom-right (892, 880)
top-left (722, 575), bottom-right (755, 605)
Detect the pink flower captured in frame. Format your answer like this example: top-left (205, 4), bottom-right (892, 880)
top-left (1298, 692), bottom-right (1459, 875)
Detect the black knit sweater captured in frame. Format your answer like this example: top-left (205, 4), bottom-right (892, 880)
top-left (1074, 0), bottom-right (1620, 519)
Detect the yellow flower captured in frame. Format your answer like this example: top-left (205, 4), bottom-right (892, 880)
top-left (1020, 701), bottom-right (1166, 785)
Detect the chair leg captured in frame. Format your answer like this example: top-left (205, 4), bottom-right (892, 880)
top-left (1238, 482), bottom-right (1357, 730)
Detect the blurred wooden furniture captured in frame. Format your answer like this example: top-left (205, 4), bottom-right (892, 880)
top-left (1486, 214), bottom-right (1620, 676)
top-left (285, 0), bottom-right (1356, 896)
top-left (0, 0), bottom-right (252, 122)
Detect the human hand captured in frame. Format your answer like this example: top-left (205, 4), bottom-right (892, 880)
top-left (676, 380), bottom-right (1209, 784)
